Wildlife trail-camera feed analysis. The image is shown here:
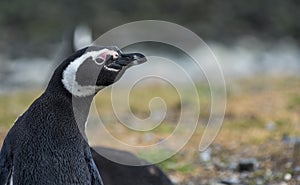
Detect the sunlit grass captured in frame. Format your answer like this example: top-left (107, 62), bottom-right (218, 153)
top-left (137, 149), bottom-right (195, 174)
top-left (287, 94), bottom-right (300, 110)
top-left (0, 90), bottom-right (41, 129)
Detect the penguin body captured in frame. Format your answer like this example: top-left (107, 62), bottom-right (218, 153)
top-left (0, 46), bottom-right (146, 185)
top-left (60, 28), bottom-right (174, 185)
top-left (91, 147), bottom-right (174, 185)
top-left (1, 93), bottom-right (98, 185)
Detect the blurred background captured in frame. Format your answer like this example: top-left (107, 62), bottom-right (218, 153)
top-left (0, 0), bottom-right (300, 184)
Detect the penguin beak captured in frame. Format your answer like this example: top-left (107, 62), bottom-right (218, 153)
top-left (117, 52), bottom-right (147, 66)
top-left (104, 51), bottom-right (147, 70)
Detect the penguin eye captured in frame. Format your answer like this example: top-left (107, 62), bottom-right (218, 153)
top-left (112, 53), bottom-right (119, 60)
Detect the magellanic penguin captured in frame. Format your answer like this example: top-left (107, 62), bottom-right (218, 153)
top-left (0, 46), bottom-right (147, 185)
top-left (91, 147), bottom-right (174, 185)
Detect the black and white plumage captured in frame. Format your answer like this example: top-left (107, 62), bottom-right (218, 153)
top-left (0, 46), bottom-right (146, 185)
top-left (62, 26), bottom-right (174, 185)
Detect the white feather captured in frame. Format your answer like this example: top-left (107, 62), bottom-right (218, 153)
top-left (10, 113), bottom-right (23, 127)
top-left (62, 49), bottom-right (108, 97)
top-left (9, 176), bottom-right (13, 185)
top-left (9, 168), bottom-right (13, 185)
top-left (104, 65), bottom-right (120, 72)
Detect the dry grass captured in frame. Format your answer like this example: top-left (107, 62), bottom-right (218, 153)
top-left (0, 77), bottom-right (300, 177)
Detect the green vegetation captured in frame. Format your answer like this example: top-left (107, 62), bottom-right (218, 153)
top-left (153, 123), bottom-right (176, 134)
top-left (287, 94), bottom-right (300, 110)
top-left (137, 150), bottom-right (195, 174)
top-left (157, 156), bottom-right (195, 174)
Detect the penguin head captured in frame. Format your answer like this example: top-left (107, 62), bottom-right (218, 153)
top-left (61, 46), bottom-right (146, 97)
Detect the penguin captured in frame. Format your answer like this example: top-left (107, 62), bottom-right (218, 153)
top-left (91, 147), bottom-right (174, 185)
top-left (0, 46), bottom-right (147, 185)
top-left (59, 27), bottom-right (174, 184)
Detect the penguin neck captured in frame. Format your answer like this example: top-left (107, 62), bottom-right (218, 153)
top-left (72, 95), bottom-right (94, 133)
top-left (46, 65), bottom-right (95, 133)
top-left (46, 82), bottom-right (94, 133)
top-left (46, 47), bottom-right (96, 133)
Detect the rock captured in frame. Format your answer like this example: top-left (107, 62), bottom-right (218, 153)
top-left (279, 182), bottom-right (288, 185)
top-left (169, 174), bottom-right (184, 184)
top-left (255, 178), bottom-right (264, 185)
top-left (294, 166), bottom-right (300, 179)
top-left (296, 175), bottom-right (300, 182)
top-left (265, 121), bottom-right (276, 131)
top-left (199, 148), bottom-right (211, 162)
top-left (142, 133), bottom-right (154, 142)
top-left (219, 176), bottom-right (240, 185)
top-left (237, 158), bottom-right (259, 172)
top-left (282, 134), bottom-right (300, 145)
top-left (293, 141), bottom-right (300, 175)
top-left (264, 169), bottom-right (273, 179)
top-left (283, 173), bottom-right (292, 181)
top-left (227, 162), bottom-right (238, 171)
top-left (213, 158), bottom-right (227, 170)
top-left (284, 162), bottom-right (292, 169)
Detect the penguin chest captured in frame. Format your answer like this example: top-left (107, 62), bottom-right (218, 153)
top-left (13, 138), bottom-right (92, 184)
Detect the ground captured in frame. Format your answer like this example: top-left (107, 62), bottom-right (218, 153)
top-left (1, 77), bottom-right (300, 185)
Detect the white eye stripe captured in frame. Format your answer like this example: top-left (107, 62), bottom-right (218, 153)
top-left (104, 65), bottom-right (120, 72)
top-left (62, 49), bottom-right (109, 97)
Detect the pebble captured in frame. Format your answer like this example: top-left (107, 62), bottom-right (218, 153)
top-left (227, 162), bottom-right (237, 171)
top-left (265, 121), bottom-right (276, 131)
top-left (219, 180), bottom-right (240, 185)
top-left (283, 173), bottom-right (292, 181)
top-left (142, 133), bottom-right (154, 142)
top-left (265, 169), bottom-right (273, 179)
top-left (219, 175), bottom-right (240, 185)
top-left (284, 162), bottom-right (292, 168)
top-left (279, 182), bottom-right (288, 185)
top-left (255, 178), bottom-right (264, 185)
top-left (169, 174), bottom-right (184, 184)
top-left (199, 148), bottom-right (211, 162)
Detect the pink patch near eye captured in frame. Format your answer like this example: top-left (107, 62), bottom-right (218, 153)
top-left (99, 50), bottom-right (118, 60)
